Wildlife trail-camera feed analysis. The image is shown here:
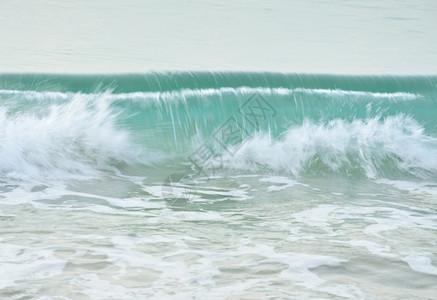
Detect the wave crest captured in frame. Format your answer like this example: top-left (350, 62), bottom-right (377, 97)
top-left (219, 115), bottom-right (437, 179)
top-left (0, 94), bottom-right (142, 181)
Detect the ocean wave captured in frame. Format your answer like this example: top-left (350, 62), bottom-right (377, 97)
top-left (0, 94), bottom-right (157, 181)
top-left (1, 72), bottom-right (436, 182)
top-left (217, 114), bottom-right (437, 179)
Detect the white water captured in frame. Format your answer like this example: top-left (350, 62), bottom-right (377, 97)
top-left (0, 87), bottom-right (421, 102)
top-left (221, 114), bottom-right (437, 178)
top-left (1, 172), bottom-right (436, 299)
top-left (0, 95), bottom-right (139, 181)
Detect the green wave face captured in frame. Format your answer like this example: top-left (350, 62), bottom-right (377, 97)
top-left (1, 72), bottom-right (437, 180)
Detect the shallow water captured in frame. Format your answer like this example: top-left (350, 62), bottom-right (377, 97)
top-left (1, 175), bottom-right (437, 299)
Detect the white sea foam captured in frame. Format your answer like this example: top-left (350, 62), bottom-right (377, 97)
top-left (293, 88), bottom-right (419, 100)
top-left (0, 86), bottom-right (420, 104)
top-left (220, 114), bottom-right (437, 178)
top-left (347, 240), bottom-right (393, 257)
top-left (259, 176), bottom-right (302, 191)
top-left (293, 205), bottom-right (339, 233)
top-left (376, 178), bottom-right (437, 196)
top-left (403, 254), bottom-right (437, 275)
top-left (0, 243), bottom-right (66, 290)
top-left (0, 93), bottom-right (158, 182)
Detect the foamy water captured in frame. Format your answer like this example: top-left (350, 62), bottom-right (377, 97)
top-left (1, 74), bottom-right (437, 299)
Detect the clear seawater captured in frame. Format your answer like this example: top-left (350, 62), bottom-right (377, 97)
top-left (1, 1), bottom-right (437, 300)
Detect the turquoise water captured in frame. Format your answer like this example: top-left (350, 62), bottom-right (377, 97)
top-left (1, 72), bottom-right (437, 299)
